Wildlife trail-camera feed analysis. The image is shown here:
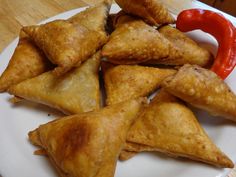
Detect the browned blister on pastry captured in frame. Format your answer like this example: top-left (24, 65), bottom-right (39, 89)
top-left (0, 30), bottom-right (51, 92)
top-left (8, 52), bottom-right (101, 115)
top-left (115, 0), bottom-right (175, 25)
top-left (123, 90), bottom-right (234, 168)
top-left (162, 64), bottom-right (236, 122)
top-left (23, 2), bottom-right (110, 76)
top-left (102, 16), bottom-right (173, 64)
top-left (146, 25), bottom-right (213, 67)
top-left (28, 97), bottom-right (147, 177)
top-left (102, 62), bottom-right (176, 105)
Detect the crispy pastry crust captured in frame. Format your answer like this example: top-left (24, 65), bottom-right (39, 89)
top-left (28, 97), bottom-right (147, 177)
top-left (8, 52), bottom-right (101, 115)
top-left (102, 16), bottom-right (173, 64)
top-left (102, 62), bottom-right (176, 105)
top-left (122, 90), bottom-right (234, 168)
top-left (0, 30), bottom-right (51, 92)
top-left (23, 2), bottom-right (110, 76)
top-left (115, 0), bottom-right (175, 25)
top-left (162, 64), bottom-right (236, 122)
top-left (146, 25), bottom-right (213, 67)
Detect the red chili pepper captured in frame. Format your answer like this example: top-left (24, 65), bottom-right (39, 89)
top-left (176, 9), bottom-right (236, 80)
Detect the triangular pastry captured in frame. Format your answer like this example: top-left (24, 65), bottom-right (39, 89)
top-left (0, 30), bottom-right (51, 92)
top-left (146, 25), bottom-right (213, 67)
top-left (162, 64), bottom-right (236, 122)
top-left (23, 3), bottom-right (110, 76)
top-left (123, 90), bottom-right (234, 168)
top-left (102, 15), bottom-right (173, 64)
top-left (28, 97), bottom-right (146, 177)
top-left (115, 0), bottom-right (175, 25)
top-left (69, 1), bottom-right (111, 34)
top-left (8, 52), bottom-right (101, 115)
top-left (102, 14), bottom-right (212, 67)
top-left (102, 62), bottom-right (176, 105)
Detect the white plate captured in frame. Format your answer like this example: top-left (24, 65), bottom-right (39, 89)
top-left (0, 4), bottom-right (236, 177)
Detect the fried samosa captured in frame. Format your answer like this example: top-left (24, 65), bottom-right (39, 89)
top-left (147, 25), bottom-right (213, 67)
top-left (162, 64), bottom-right (236, 122)
top-left (69, 1), bottom-right (111, 35)
top-left (122, 90), bottom-right (234, 168)
top-left (23, 2), bottom-right (110, 76)
top-left (102, 13), bottom-right (212, 66)
top-left (102, 62), bottom-right (176, 105)
top-left (102, 15), bottom-right (173, 64)
top-left (115, 0), bottom-right (175, 25)
top-left (28, 97), bottom-right (146, 177)
top-left (0, 30), bottom-right (51, 92)
top-left (8, 52), bottom-right (101, 115)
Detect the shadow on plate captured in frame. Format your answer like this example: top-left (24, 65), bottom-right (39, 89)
top-left (8, 97), bottom-right (65, 119)
top-left (189, 105), bottom-right (236, 127)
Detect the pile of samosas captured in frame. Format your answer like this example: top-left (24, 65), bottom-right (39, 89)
top-left (1, 0), bottom-right (236, 176)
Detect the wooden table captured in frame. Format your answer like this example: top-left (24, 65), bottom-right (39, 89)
top-left (0, 0), bottom-right (236, 176)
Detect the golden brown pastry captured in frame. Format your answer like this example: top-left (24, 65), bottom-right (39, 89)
top-left (9, 96), bottom-right (23, 103)
top-left (0, 30), bottom-right (51, 92)
top-left (115, 0), bottom-right (175, 25)
top-left (122, 90), bottom-right (234, 168)
top-left (69, 1), bottom-right (111, 35)
top-left (162, 64), bottom-right (236, 122)
top-left (146, 25), bottom-right (213, 67)
top-left (28, 97), bottom-right (147, 177)
top-left (8, 52), bottom-right (101, 115)
top-left (103, 13), bottom-right (212, 67)
top-left (119, 150), bottom-right (137, 161)
top-left (119, 142), bottom-right (152, 161)
top-left (111, 11), bottom-right (131, 29)
top-left (101, 15), bottom-right (173, 64)
top-left (102, 62), bottom-right (176, 105)
top-left (23, 2), bottom-right (110, 76)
